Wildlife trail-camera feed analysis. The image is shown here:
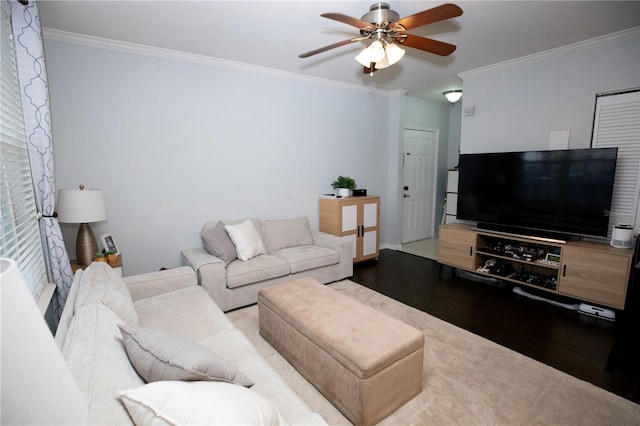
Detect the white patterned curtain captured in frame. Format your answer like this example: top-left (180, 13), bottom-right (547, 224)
top-left (10, 0), bottom-right (73, 319)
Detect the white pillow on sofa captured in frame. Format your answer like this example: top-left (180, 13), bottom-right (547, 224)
top-left (118, 381), bottom-right (286, 426)
top-left (225, 220), bottom-right (266, 261)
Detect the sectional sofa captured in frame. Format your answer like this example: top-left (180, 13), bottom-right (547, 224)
top-left (3, 260), bottom-right (326, 425)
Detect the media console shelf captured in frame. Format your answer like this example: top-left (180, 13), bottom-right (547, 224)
top-left (438, 223), bottom-right (633, 310)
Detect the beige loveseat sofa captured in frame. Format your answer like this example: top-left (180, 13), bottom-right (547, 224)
top-left (181, 217), bottom-right (353, 312)
top-left (28, 262), bottom-right (325, 425)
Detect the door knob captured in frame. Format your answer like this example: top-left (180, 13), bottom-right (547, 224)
top-left (403, 194), bottom-right (410, 198)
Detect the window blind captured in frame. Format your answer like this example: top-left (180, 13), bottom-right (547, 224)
top-left (0, 0), bottom-right (47, 297)
top-left (591, 89), bottom-right (640, 238)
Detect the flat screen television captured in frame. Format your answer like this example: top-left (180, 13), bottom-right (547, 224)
top-left (457, 148), bottom-right (618, 239)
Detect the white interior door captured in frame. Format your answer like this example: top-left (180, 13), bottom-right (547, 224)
top-left (402, 128), bottom-right (438, 243)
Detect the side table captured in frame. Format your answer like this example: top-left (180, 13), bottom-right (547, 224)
top-left (70, 254), bottom-right (122, 277)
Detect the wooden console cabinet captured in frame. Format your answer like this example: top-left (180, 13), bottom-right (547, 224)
top-left (320, 196), bottom-right (380, 263)
top-left (438, 224), bottom-right (476, 270)
top-left (438, 223), bottom-right (633, 310)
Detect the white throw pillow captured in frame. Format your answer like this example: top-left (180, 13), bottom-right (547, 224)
top-left (118, 381), bottom-right (286, 426)
top-left (225, 220), bottom-right (266, 261)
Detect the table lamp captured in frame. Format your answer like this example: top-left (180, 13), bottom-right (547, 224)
top-left (57, 185), bottom-right (107, 266)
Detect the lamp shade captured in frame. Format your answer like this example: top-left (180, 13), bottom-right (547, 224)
top-left (375, 41), bottom-right (405, 69)
top-left (355, 40), bottom-right (386, 67)
top-left (443, 90), bottom-right (463, 104)
top-left (1, 258), bottom-right (89, 425)
top-left (57, 186), bottom-right (107, 224)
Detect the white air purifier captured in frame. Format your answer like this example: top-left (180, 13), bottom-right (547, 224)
top-left (610, 224), bottom-right (634, 249)
top-left (578, 303), bottom-right (616, 321)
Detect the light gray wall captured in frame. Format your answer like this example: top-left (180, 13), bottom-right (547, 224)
top-left (48, 28), bottom-right (632, 274)
top-left (45, 40), bottom-right (392, 275)
top-left (447, 101), bottom-right (462, 168)
top-left (459, 31), bottom-right (640, 153)
top-left (379, 91), bottom-right (406, 250)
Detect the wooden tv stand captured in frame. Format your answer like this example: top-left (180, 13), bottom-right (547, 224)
top-left (438, 223), bottom-right (633, 310)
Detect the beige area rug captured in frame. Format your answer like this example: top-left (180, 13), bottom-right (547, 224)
top-left (226, 280), bottom-right (640, 425)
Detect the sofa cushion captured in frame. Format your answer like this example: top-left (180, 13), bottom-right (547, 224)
top-left (198, 328), bottom-right (320, 423)
top-left (225, 220), bottom-right (267, 261)
top-left (134, 286), bottom-right (235, 342)
top-left (271, 246), bottom-right (339, 274)
top-left (75, 262), bottom-right (138, 326)
top-left (118, 381), bottom-right (286, 426)
top-left (263, 217), bottom-right (313, 254)
top-left (200, 221), bottom-right (237, 266)
top-left (55, 269), bottom-right (84, 349)
top-left (62, 303), bottom-right (144, 425)
top-left (118, 325), bottom-right (253, 386)
top-left (226, 255), bottom-right (290, 289)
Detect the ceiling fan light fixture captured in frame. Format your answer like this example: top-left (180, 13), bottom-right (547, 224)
top-left (355, 39), bottom-right (386, 67)
top-left (443, 90), bottom-right (463, 104)
top-left (301, 3), bottom-right (463, 73)
top-left (384, 41), bottom-right (405, 66)
top-left (357, 39), bottom-right (405, 70)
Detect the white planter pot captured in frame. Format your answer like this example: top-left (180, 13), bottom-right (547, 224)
top-left (336, 188), bottom-right (351, 197)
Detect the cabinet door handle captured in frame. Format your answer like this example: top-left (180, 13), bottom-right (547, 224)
top-left (562, 265), bottom-right (567, 277)
top-left (469, 246), bottom-right (473, 257)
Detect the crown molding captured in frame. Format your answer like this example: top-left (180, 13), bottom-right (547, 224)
top-left (459, 26), bottom-right (640, 80)
top-left (42, 28), bottom-right (394, 97)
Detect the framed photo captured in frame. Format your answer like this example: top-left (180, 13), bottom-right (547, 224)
top-left (100, 233), bottom-right (120, 255)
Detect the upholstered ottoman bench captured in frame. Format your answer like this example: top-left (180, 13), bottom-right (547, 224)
top-left (258, 277), bottom-right (424, 426)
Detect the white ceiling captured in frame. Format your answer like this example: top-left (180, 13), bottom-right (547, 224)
top-left (38, 1), bottom-right (640, 102)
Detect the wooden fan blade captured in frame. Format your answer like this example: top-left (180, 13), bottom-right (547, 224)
top-left (321, 13), bottom-right (375, 31)
top-left (391, 3), bottom-right (463, 32)
top-left (298, 37), bottom-right (364, 58)
top-left (398, 34), bottom-right (457, 56)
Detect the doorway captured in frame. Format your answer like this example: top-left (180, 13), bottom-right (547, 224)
top-left (401, 127), bottom-right (439, 245)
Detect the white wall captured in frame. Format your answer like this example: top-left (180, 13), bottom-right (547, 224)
top-left (45, 40), bottom-right (392, 275)
top-left (459, 30), bottom-right (640, 153)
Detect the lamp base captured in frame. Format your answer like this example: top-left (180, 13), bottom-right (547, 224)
top-left (76, 223), bottom-right (98, 266)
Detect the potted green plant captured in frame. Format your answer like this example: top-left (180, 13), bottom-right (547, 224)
top-left (105, 250), bottom-right (118, 266)
top-left (93, 252), bottom-right (106, 263)
top-left (332, 176), bottom-right (356, 197)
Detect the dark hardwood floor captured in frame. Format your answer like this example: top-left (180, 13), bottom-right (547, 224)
top-left (351, 249), bottom-right (640, 405)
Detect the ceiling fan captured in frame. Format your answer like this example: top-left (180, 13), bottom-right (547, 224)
top-left (299, 2), bottom-right (463, 75)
